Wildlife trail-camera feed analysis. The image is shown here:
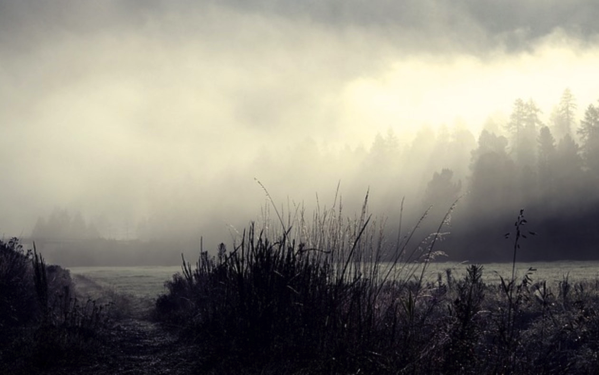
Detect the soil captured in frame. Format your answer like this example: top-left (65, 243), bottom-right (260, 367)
top-left (42, 319), bottom-right (199, 375)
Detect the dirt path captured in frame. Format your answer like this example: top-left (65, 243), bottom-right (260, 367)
top-left (55, 318), bottom-right (199, 375)
top-left (40, 276), bottom-right (200, 374)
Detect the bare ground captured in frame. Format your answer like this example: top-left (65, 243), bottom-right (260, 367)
top-left (37, 275), bottom-right (201, 375)
top-left (41, 319), bottom-right (199, 375)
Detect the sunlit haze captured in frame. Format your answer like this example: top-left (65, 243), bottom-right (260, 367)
top-left (2, 1), bottom-right (599, 259)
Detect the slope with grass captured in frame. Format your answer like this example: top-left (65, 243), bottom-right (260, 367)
top-left (0, 238), bottom-right (201, 375)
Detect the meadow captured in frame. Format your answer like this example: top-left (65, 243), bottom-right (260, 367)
top-left (70, 266), bottom-right (182, 298)
top-left (71, 261), bottom-right (599, 299)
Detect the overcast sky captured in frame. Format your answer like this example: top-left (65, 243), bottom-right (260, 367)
top-left (2, 0), bottom-right (599, 238)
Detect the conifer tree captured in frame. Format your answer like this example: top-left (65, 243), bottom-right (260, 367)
top-left (551, 88), bottom-right (577, 140)
top-left (553, 134), bottom-right (584, 208)
top-left (537, 126), bottom-right (557, 198)
top-left (468, 130), bottom-right (516, 219)
top-left (505, 98), bottom-right (541, 167)
top-left (578, 103), bottom-right (599, 176)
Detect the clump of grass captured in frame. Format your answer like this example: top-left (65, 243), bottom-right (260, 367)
top-left (442, 264), bottom-right (486, 372)
top-left (156, 192), bottom-right (454, 373)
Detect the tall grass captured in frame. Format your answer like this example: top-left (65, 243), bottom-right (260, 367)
top-left (156, 193), bottom-right (453, 373)
top-left (156, 198), bottom-right (599, 374)
top-left (0, 238), bottom-right (111, 372)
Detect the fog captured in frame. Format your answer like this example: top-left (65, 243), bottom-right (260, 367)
top-left (2, 1), bottom-right (599, 263)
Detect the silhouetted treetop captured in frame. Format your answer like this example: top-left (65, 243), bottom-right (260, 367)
top-left (423, 168), bottom-right (461, 213)
top-left (505, 98), bottom-right (542, 168)
top-left (551, 88), bottom-right (577, 140)
top-left (32, 209), bottom-right (100, 240)
top-left (578, 102), bottom-right (599, 176)
top-left (470, 130), bottom-right (508, 171)
top-left (537, 126), bottom-right (557, 199)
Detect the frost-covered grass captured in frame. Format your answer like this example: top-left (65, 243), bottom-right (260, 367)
top-left (70, 261), bottom-right (599, 300)
top-left (70, 266), bottom-right (179, 298)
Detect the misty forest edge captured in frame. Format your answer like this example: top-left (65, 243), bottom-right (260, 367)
top-left (17, 89), bottom-right (599, 265)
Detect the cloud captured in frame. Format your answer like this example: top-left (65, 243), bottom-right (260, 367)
top-left (205, 0), bottom-right (599, 53)
top-left (4, 0), bottom-right (599, 55)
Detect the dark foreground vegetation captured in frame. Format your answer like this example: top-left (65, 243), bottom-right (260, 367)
top-left (0, 238), bottom-right (112, 373)
top-left (156, 207), bottom-right (599, 374)
top-left (0, 236), bottom-right (197, 375)
top-left (4, 205), bottom-right (599, 374)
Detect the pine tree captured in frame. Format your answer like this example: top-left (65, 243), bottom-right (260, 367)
top-left (521, 99), bottom-right (543, 166)
top-left (552, 88), bottom-right (577, 140)
top-left (468, 130), bottom-right (516, 219)
top-left (505, 98), bottom-right (541, 167)
top-left (447, 126), bottom-right (476, 180)
top-left (537, 126), bottom-right (557, 199)
top-left (423, 168), bottom-right (461, 211)
top-left (505, 98), bottom-right (526, 146)
top-left (470, 130), bottom-right (508, 171)
top-left (553, 134), bottom-right (584, 209)
top-left (578, 103), bottom-right (599, 176)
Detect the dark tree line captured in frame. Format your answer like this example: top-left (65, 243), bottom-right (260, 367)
top-left (30, 89), bottom-right (599, 263)
top-left (452, 90), bottom-right (599, 261)
top-left (32, 209), bottom-right (100, 240)
top-left (345, 88), bottom-right (599, 261)
top-left (143, 87), bottom-right (599, 262)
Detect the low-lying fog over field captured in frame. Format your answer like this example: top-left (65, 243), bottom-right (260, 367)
top-left (3, 0), bottom-right (599, 263)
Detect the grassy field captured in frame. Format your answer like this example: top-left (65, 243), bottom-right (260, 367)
top-left (70, 261), bottom-right (599, 299)
top-left (70, 266), bottom-right (181, 298)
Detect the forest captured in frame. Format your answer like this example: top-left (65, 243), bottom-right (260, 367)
top-left (28, 88), bottom-right (599, 264)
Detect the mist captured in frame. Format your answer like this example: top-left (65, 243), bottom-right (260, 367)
top-left (3, 0), bottom-right (599, 263)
